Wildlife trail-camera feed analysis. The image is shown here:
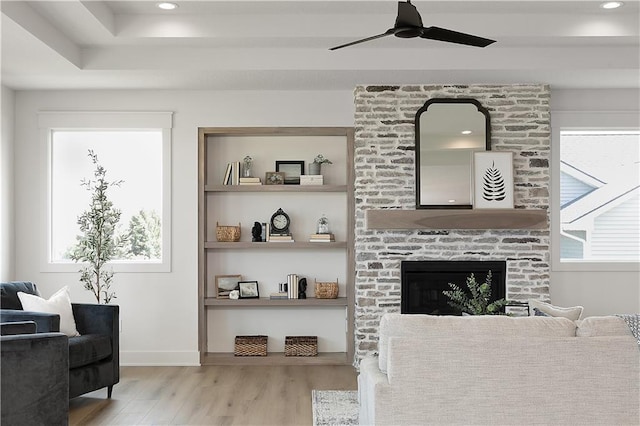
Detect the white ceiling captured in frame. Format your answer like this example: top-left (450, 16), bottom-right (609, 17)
top-left (2, 0), bottom-right (639, 91)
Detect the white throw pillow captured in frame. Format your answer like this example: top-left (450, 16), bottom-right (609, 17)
top-left (18, 286), bottom-right (80, 337)
top-left (528, 299), bottom-right (583, 321)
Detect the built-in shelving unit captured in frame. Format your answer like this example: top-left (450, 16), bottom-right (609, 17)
top-left (198, 127), bottom-right (355, 366)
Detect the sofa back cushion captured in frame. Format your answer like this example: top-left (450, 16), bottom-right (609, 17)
top-left (378, 313), bottom-right (577, 373)
top-left (0, 282), bottom-right (39, 310)
top-left (576, 315), bottom-right (634, 338)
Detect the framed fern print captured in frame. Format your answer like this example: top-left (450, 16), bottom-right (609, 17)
top-left (473, 152), bottom-right (514, 209)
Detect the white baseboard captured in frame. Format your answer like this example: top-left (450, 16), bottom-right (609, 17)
top-left (120, 351), bottom-right (200, 366)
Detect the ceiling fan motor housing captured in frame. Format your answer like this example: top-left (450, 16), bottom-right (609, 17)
top-left (394, 27), bottom-right (423, 38)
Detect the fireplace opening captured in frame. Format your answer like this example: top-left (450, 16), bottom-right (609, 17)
top-left (401, 260), bottom-right (506, 315)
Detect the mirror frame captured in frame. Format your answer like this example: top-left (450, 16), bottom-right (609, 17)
top-left (415, 98), bottom-right (491, 209)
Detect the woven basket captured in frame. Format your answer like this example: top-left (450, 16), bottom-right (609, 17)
top-left (234, 335), bottom-right (267, 356)
top-left (216, 222), bottom-right (241, 242)
top-left (314, 279), bottom-right (339, 299)
top-left (285, 336), bottom-right (318, 357)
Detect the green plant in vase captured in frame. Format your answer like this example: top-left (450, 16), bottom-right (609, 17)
top-left (442, 270), bottom-right (507, 315)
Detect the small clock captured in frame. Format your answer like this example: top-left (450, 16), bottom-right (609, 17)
top-left (270, 208), bottom-right (290, 235)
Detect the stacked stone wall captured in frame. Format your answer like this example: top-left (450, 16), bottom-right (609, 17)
top-left (353, 84), bottom-right (551, 364)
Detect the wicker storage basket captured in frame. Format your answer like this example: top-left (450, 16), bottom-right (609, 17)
top-left (285, 336), bottom-right (318, 357)
top-left (314, 279), bottom-right (339, 299)
top-left (216, 222), bottom-right (241, 242)
top-left (234, 335), bottom-right (267, 356)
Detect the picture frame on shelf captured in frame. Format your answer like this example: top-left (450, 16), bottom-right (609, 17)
top-left (473, 151), bottom-right (514, 209)
top-left (275, 160), bottom-right (304, 185)
top-left (265, 171), bottom-right (285, 185)
top-left (215, 275), bottom-right (242, 299)
top-left (238, 281), bottom-right (260, 299)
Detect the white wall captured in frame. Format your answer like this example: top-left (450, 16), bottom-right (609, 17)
top-left (550, 89), bottom-right (640, 316)
top-left (13, 89), bottom-right (353, 365)
top-left (1, 85), bottom-right (15, 281)
top-left (10, 87), bottom-right (638, 365)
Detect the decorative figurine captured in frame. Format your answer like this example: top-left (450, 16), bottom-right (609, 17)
top-left (317, 214), bottom-right (330, 234)
top-left (243, 155), bottom-right (253, 178)
top-left (252, 221), bottom-right (262, 242)
top-left (229, 290), bottom-right (240, 300)
top-left (298, 278), bottom-right (307, 299)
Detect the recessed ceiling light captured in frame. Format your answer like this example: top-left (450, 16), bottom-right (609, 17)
top-left (600, 1), bottom-right (623, 9)
top-left (157, 2), bottom-right (178, 10)
top-left (461, 130), bottom-right (472, 135)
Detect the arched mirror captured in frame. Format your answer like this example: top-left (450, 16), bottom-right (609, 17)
top-left (415, 98), bottom-right (491, 209)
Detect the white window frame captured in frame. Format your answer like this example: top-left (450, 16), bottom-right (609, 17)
top-left (551, 110), bottom-right (639, 272)
top-left (39, 111), bottom-right (172, 273)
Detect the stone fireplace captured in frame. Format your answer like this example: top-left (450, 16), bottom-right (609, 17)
top-left (353, 84), bottom-right (551, 364)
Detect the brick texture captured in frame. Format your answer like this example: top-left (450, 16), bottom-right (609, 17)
top-left (353, 84), bottom-right (551, 364)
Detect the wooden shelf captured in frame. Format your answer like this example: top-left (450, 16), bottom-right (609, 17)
top-left (366, 208), bottom-right (547, 230)
top-left (204, 241), bottom-right (347, 249)
top-left (205, 184), bottom-right (346, 193)
top-left (204, 297), bottom-right (348, 307)
top-left (201, 351), bottom-right (349, 366)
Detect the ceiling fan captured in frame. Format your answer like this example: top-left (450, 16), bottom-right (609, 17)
top-left (329, 0), bottom-right (496, 50)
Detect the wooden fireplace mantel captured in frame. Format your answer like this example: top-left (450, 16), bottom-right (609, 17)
top-left (365, 208), bottom-right (548, 230)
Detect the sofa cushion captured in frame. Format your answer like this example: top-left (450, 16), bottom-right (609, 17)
top-left (378, 313), bottom-right (577, 373)
top-left (17, 286), bottom-right (80, 337)
top-left (0, 282), bottom-right (39, 309)
top-left (68, 334), bottom-right (112, 369)
top-left (528, 300), bottom-right (583, 321)
top-left (576, 315), bottom-right (634, 338)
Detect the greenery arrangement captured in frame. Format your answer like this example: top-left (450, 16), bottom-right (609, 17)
top-left (442, 270), bottom-right (507, 315)
top-left (313, 154), bottom-right (332, 164)
top-left (69, 150), bottom-right (126, 304)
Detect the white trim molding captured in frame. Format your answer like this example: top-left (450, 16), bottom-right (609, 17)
top-left (39, 111), bottom-right (173, 273)
top-left (550, 110), bottom-right (640, 272)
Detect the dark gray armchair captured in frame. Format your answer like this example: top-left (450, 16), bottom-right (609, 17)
top-left (1, 321), bottom-right (69, 425)
top-left (0, 281), bottom-right (119, 399)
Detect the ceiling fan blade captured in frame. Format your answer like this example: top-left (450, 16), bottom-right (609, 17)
top-left (395, 1), bottom-right (423, 28)
top-left (421, 26), bottom-right (496, 47)
top-left (329, 29), bottom-right (395, 51)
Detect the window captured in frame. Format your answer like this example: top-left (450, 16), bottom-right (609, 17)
top-left (39, 112), bottom-right (172, 272)
top-left (551, 111), bottom-right (639, 271)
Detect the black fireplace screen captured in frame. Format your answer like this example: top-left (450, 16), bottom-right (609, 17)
top-left (401, 260), bottom-right (506, 315)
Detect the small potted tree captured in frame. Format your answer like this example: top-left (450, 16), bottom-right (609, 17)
top-left (69, 150), bottom-right (126, 304)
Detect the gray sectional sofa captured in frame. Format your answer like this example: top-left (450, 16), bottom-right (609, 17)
top-left (0, 281), bottom-right (119, 400)
top-left (359, 313), bottom-right (639, 425)
top-left (1, 321), bottom-right (69, 425)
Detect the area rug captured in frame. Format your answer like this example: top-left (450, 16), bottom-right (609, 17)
top-left (312, 390), bottom-right (359, 426)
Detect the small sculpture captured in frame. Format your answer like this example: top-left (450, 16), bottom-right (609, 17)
top-left (298, 278), bottom-right (307, 299)
top-left (229, 290), bottom-right (240, 300)
top-left (243, 155), bottom-right (253, 178)
top-left (252, 221), bottom-right (262, 242)
top-left (317, 214), bottom-right (330, 234)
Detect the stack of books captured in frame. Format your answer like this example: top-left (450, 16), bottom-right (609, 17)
top-left (269, 292), bottom-right (288, 300)
top-left (222, 161), bottom-right (241, 185)
top-left (269, 234), bottom-right (294, 242)
top-left (239, 177), bottom-right (262, 185)
top-left (309, 233), bottom-right (335, 242)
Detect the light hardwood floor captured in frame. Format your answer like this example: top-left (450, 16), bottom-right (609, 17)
top-left (69, 365), bottom-right (358, 425)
